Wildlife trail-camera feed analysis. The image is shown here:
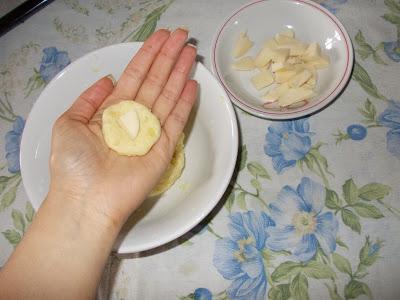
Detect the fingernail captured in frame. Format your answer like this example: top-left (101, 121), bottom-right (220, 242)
top-left (187, 43), bottom-right (197, 49)
top-left (106, 74), bottom-right (116, 86)
top-left (159, 26), bottom-right (171, 31)
top-left (178, 26), bottom-right (189, 32)
top-left (172, 27), bottom-right (189, 36)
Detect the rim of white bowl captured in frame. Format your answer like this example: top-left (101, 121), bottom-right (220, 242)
top-left (212, 0), bottom-right (354, 120)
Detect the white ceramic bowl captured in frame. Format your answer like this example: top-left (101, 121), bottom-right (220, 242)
top-left (20, 43), bottom-right (238, 253)
top-left (212, 0), bottom-right (353, 119)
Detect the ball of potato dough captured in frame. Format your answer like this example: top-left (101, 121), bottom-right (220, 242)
top-left (102, 100), bottom-right (161, 156)
top-left (150, 134), bottom-right (185, 197)
top-left (102, 100), bottom-right (185, 196)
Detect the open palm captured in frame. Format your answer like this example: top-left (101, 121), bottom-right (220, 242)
top-left (48, 29), bottom-right (197, 227)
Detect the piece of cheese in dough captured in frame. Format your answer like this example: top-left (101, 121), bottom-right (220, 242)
top-left (102, 100), bottom-right (161, 156)
top-left (233, 32), bottom-right (254, 58)
top-left (117, 109), bottom-right (139, 140)
top-left (149, 134), bottom-right (185, 197)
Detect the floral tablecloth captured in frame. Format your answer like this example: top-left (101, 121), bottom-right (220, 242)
top-left (1, 0), bottom-right (400, 299)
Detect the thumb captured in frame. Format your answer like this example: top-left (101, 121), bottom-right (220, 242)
top-left (66, 75), bottom-right (115, 123)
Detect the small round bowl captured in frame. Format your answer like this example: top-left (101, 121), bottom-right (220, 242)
top-left (212, 0), bottom-right (353, 120)
top-left (20, 43), bottom-right (238, 253)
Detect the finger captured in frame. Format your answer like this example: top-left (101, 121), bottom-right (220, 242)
top-left (111, 29), bottom-right (170, 101)
top-left (152, 45), bottom-right (197, 125)
top-left (65, 76), bottom-right (114, 123)
top-left (163, 80), bottom-right (198, 147)
top-left (135, 28), bottom-right (188, 108)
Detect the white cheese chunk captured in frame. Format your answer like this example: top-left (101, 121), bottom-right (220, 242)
top-left (230, 29), bottom-right (330, 109)
top-left (278, 29), bottom-right (295, 38)
top-left (302, 42), bottom-right (322, 61)
top-left (271, 62), bottom-right (294, 72)
top-left (233, 32), bottom-right (254, 58)
top-left (232, 56), bottom-right (255, 70)
top-left (251, 69), bottom-right (274, 90)
top-left (274, 69), bottom-right (297, 83)
top-left (275, 35), bottom-right (307, 56)
top-left (263, 39), bottom-right (279, 50)
top-left (278, 87), bottom-right (316, 107)
top-left (271, 48), bottom-right (290, 63)
top-left (263, 82), bottom-right (290, 102)
top-left (286, 56), bottom-right (303, 64)
top-left (254, 47), bottom-right (275, 67)
top-left (304, 74), bottom-right (317, 88)
top-left (288, 69), bottom-right (313, 88)
top-left (118, 108), bottom-right (140, 140)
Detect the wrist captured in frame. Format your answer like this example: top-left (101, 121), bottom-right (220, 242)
top-left (0, 187), bottom-right (120, 299)
top-left (45, 186), bottom-right (123, 242)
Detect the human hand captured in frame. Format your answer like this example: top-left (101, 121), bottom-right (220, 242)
top-left (0, 29), bottom-right (197, 300)
top-left (48, 29), bottom-right (197, 231)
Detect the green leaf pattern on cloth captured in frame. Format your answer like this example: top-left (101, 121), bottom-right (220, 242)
top-left (2, 202), bottom-right (35, 248)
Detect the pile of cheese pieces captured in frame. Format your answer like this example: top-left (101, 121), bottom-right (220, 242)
top-left (231, 29), bottom-right (330, 108)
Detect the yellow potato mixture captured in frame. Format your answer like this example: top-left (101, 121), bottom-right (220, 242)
top-left (102, 100), bottom-right (185, 196)
top-left (102, 101), bottom-right (161, 156)
top-left (150, 134), bottom-right (185, 197)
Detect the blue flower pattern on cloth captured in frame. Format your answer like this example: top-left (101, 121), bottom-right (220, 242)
top-left (194, 288), bottom-right (212, 300)
top-left (383, 41), bottom-right (400, 62)
top-left (378, 100), bottom-right (400, 159)
top-left (264, 119), bottom-right (312, 174)
top-left (320, 0), bottom-right (348, 14)
top-left (266, 177), bottom-right (338, 262)
top-left (368, 242), bottom-right (381, 257)
top-left (213, 211), bottom-right (275, 300)
top-left (39, 47), bottom-right (71, 83)
top-left (2, 1), bottom-right (400, 300)
top-left (5, 116), bottom-right (25, 173)
top-left (347, 124), bottom-right (367, 140)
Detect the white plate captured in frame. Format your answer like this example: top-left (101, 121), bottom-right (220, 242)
top-left (20, 43), bottom-right (238, 253)
top-left (212, 0), bottom-right (353, 119)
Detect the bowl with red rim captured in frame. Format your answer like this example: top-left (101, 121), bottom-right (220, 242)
top-left (212, 0), bottom-right (353, 120)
